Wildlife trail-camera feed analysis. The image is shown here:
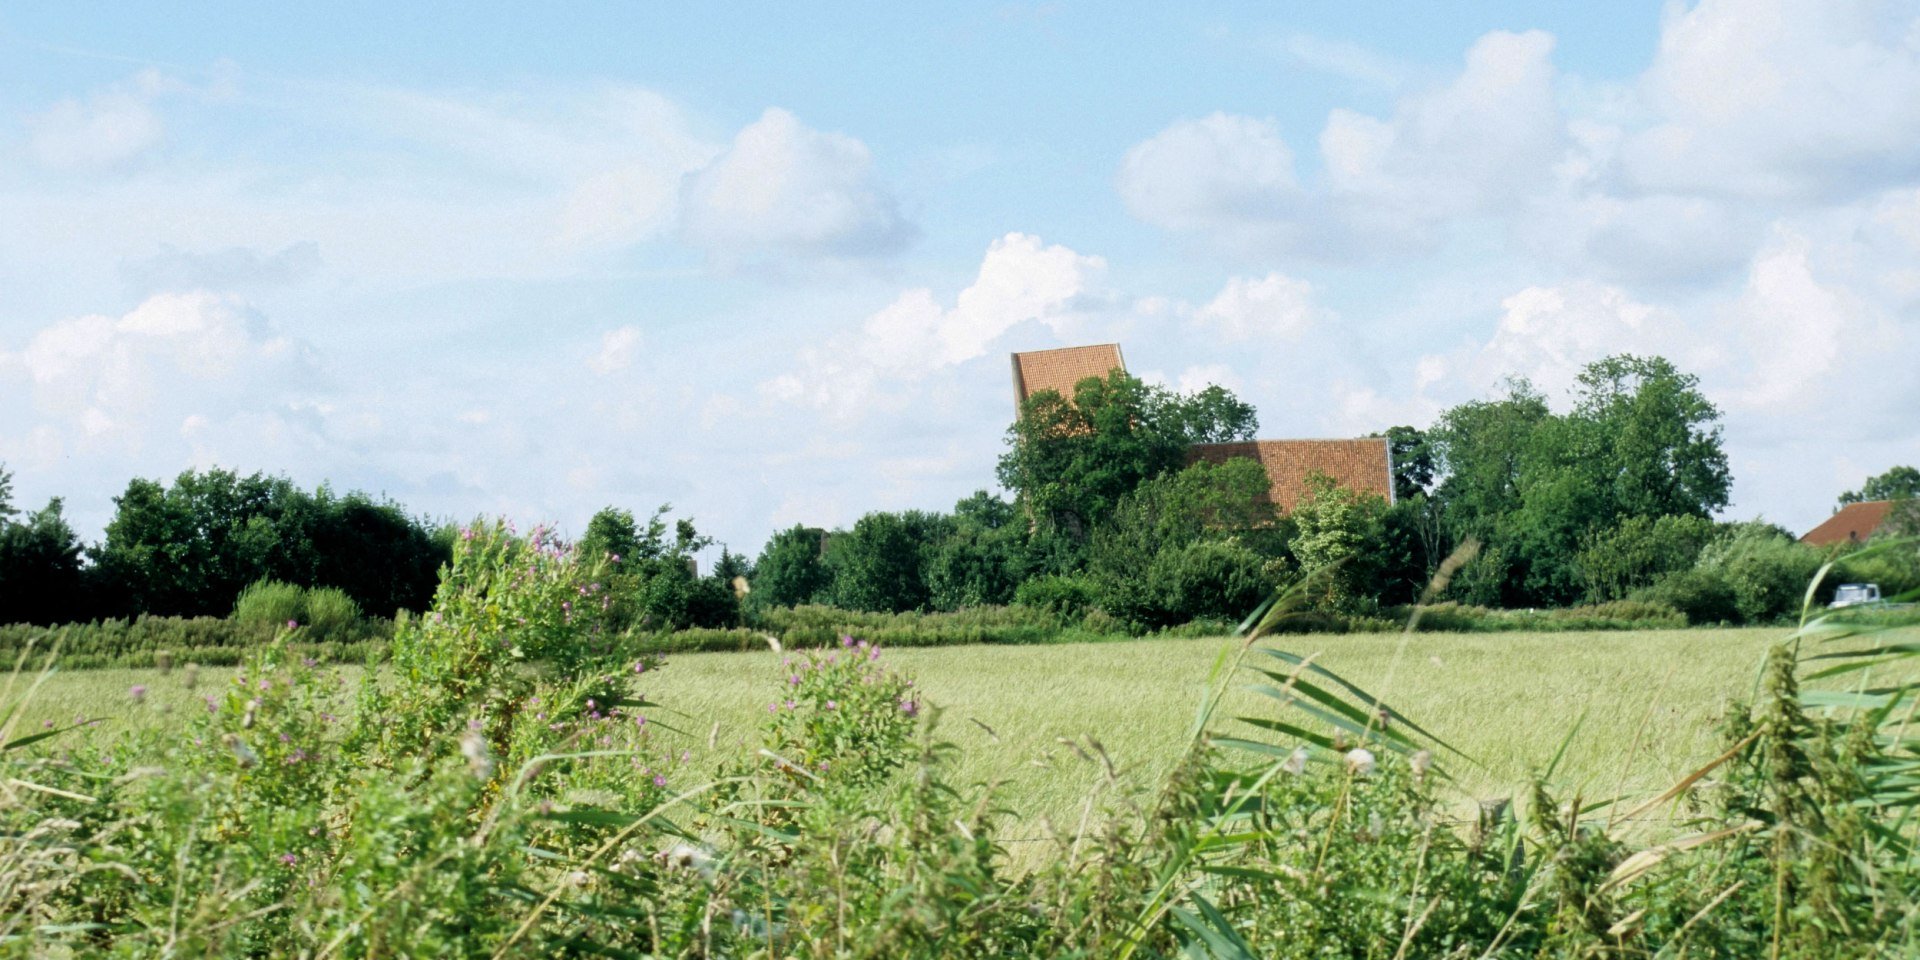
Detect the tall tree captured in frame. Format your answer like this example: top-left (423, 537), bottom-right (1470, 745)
top-left (0, 497), bottom-right (88, 625)
top-left (1379, 426), bottom-right (1435, 502)
top-left (1840, 465), bottom-right (1920, 505)
top-left (997, 370), bottom-right (1258, 539)
top-left (752, 525), bottom-right (834, 608)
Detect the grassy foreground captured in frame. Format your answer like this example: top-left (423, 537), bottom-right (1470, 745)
top-left (28, 624), bottom-right (1868, 847)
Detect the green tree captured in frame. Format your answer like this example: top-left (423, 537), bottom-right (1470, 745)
top-left (1380, 425), bottom-right (1435, 502)
top-left (0, 497), bottom-right (88, 625)
top-left (1575, 513), bottom-right (1717, 602)
top-left (0, 463), bottom-right (15, 523)
top-left (827, 511), bottom-right (948, 613)
top-left (927, 492), bottom-right (1026, 610)
top-left (1087, 458), bottom-right (1276, 627)
top-left (752, 525), bottom-right (834, 608)
top-left (1840, 465), bottom-right (1920, 505)
top-left (1290, 473), bottom-right (1388, 610)
top-left (1570, 355), bottom-right (1730, 522)
top-left (997, 370), bottom-right (1258, 540)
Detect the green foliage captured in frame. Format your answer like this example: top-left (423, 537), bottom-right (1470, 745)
top-left (827, 510), bottom-right (947, 613)
top-left (0, 615), bottom-right (388, 669)
top-left (1013, 574), bottom-right (1098, 618)
top-left (1840, 464), bottom-right (1920, 505)
top-left (752, 524), bottom-right (834, 607)
top-left (1380, 424), bottom-right (1434, 500)
top-left (585, 505), bottom-right (735, 630)
top-left (0, 497), bottom-right (89, 626)
top-left (1086, 458), bottom-right (1277, 628)
top-left (230, 578), bottom-right (307, 626)
top-left (1289, 472), bottom-right (1388, 610)
top-left (1636, 568), bottom-right (1742, 625)
top-left (997, 370), bottom-right (1257, 538)
top-left (1576, 512), bottom-right (1716, 602)
top-left (1696, 521), bottom-right (1823, 623)
top-left (1431, 357), bottom-right (1731, 607)
top-left (91, 468), bottom-right (446, 619)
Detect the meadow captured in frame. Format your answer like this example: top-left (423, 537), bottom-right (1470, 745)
top-left (28, 623), bottom-right (1891, 857)
top-left (8, 523), bottom-right (1919, 956)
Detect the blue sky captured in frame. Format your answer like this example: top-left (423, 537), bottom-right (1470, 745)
top-left (2, 1), bottom-right (1917, 557)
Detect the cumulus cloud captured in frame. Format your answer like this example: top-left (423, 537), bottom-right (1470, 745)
top-left (1118, 31), bottom-right (1561, 258)
top-left (0, 292), bottom-right (322, 454)
top-left (1116, 113), bottom-right (1301, 240)
top-left (1623, 0), bottom-right (1920, 201)
top-left (1193, 272), bottom-right (1323, 341)
top-left (680, 108), bottom-right (916, 259)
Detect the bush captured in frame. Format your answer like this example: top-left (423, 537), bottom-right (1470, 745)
top-left (232, 578), bottom-right (308, 627)
top-left (0, 615), bottom-right (389, 669)
top-left (1696, 523), bottom-right (1823, 623)
top-left (1151, 539), bottom-right (1272, 625)
top-left (1636, 569), bottom-right (1741, 625)
top-left (1014, 574), bottom-right (1098, 618)
top-left (304, 586), bottom-right (363, 639)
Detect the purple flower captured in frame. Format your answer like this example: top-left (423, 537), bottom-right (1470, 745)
top-left (900, 699), bottom-right (919, 717)
top-left (128, 685), bottom-right (147, 703)
top-left (258, 679), bottom-right (271, 692)
top-left (840, 635), bottom-right (856, 648)
top-left (653, 774), bottom-right (667, 788)
top-left (767, 702), bottom-right (778, 713)
top-left (788, 674), bottom-right (801, 686)
top-left (633, 661), bottom-right (647, 674)
top-left (280, 852), bottom-right (298, 866)
top-left (825, 700), bottom-right (837, 711)
top-left (784, 699), bottom-right (796, 710)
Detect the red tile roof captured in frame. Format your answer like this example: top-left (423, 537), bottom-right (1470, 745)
top-left (1010, 344), bottom-right (1126, 414)
top-left (1188, 438), bottom-right (1394, 513)
top-left (1802, 500), bottom-right (1898, 547)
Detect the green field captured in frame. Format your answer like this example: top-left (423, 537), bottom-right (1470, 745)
top-left (29, 623), bottom-right (1900, 854)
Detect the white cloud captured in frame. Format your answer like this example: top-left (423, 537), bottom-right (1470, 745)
top-left (588, 326), bottom-right (644, 375)
top-left (1623, 0), bottom-right (1920, 200)
top-left (680, 108), bottom-right (915, 259)
top-left (1115, 113), bottom-right (1300, 239)
top-left (860, 232), bottom-right (1107, 374)
top-left (1118, 31), bottom-right (1561, 257)
top-left (1, 291), bottom-right (321, 456)
top-left (1278, 33), bottom-right (1409, 91)
top-left (25, 70), bottom-right (173, 170)
top-left (1194, 272), bottom-right (1322, 341)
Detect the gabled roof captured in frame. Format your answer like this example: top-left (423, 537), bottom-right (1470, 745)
top-left (1802, 500), bottom-right (1898, 547)
top-left (1188, 438), bottom-right (1395, 514)
top-left (1010, 344), bottom-right (1126, 414)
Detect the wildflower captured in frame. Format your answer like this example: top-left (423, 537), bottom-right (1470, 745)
top-left (1344, 747), bottom-right (1376, 777)
top-left (788, 674), bottom-right (801, 686)
top-left (460, 729), bottom-right (494, 778)
top-left (767, 702), bottom-right (778, 714)
top-left (1410, 749), bottom-right (1433, 782)
top-left (653, 774), bottom-right (667, 788)
top-left (840, 635), bottom-right (856, 648)
top-left (1283, 746), bottom-right (1309, 775)
top-left (633, 661), bottom-right (647, 674)
top-left (825, 700), bottom-right (837, 711)
top-left (258, 679), bottom-right (270, 692)
top-left (280, 852), bottom-right (298, 866)
top-left (899, 699), bottom-right (919, 718)
top-left (784, 699), bottom-right (796, 710)
top-left (286, 619), bottom-right (298, 629)
top-left (128, 684), bottom-right (147, 703)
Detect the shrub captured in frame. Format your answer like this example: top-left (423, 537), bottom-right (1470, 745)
top-left (1696, 522), bottom-right (1822, 623)
top-left (303, 586), bottom-right (362, 639)
top-left (1013, 574), bottom-right (1098, 618)
top-left (1151, 538), bottom-right (1271, 625)
top-left (232, 578), bottom-right (307, 626)
top-left (1636, 568), bottom-right (1741, 625)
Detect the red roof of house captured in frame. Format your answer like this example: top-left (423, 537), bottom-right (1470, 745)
top-left (1188, 438), bottom-right (1395, 513)
top-left (1802, 500), bottom-right (1897, 547)
top-left (1010, 344), bottom-right (1126, 414)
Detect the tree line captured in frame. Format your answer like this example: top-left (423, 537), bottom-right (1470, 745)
top-left (3, 352), bottom-right (1916, 630)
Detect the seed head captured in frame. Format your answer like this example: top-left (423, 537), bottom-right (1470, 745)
top-left (1344, 747), bottom-right (1376, 777)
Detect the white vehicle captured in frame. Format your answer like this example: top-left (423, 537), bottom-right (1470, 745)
top-left (1829, 583), bottom-right (1883, 609)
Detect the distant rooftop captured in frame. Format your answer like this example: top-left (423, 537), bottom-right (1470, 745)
top-left (1010, 344), bottom-right (1126, 415)
top-left (1802, 500), bottom-right (1899, 547)
top-left (1188, 438), bottom-right (1395, 514)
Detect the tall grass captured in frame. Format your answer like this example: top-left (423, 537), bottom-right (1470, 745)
top-left (0, 526), bottom-right (1912, 957)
